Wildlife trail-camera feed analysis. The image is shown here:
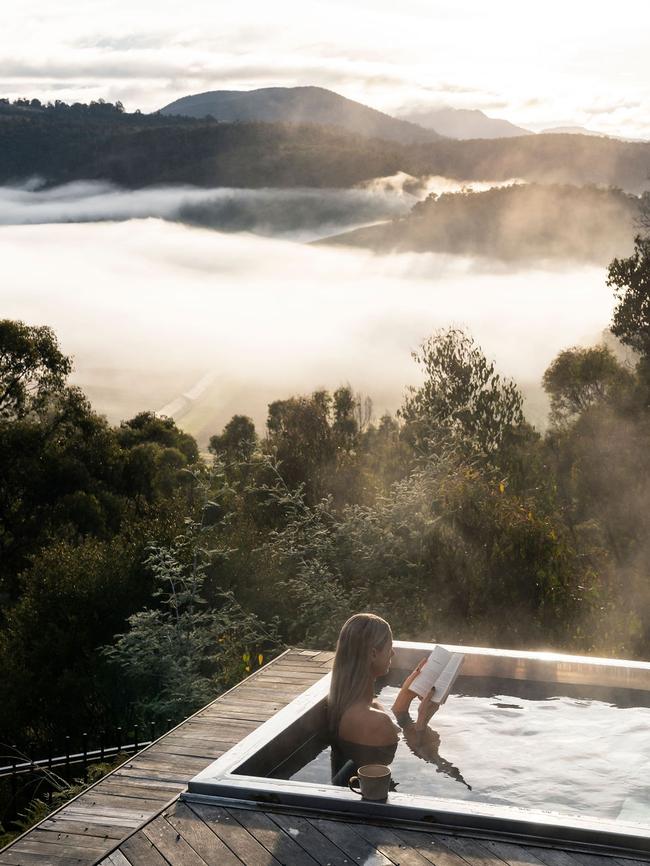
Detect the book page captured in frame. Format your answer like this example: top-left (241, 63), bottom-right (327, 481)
top-left (409, 646), bottom-right (464, 704)
top-left (431, 652), bottom-right (464, 704)
top-left (409, 645), bottom-right (452, 698)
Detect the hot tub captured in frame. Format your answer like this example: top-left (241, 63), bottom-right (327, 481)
top-left (184, 642), bottom-right (650, 856)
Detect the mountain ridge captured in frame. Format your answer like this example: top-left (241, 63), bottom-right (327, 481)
top-left (159, 85), bottom-right (442, 145)
top-left (397, 105), bottom-right (531, 139)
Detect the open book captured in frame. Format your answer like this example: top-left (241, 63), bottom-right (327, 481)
top-left (409, 646), bottom-right (464, 705)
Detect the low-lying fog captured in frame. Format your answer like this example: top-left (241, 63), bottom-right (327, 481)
top-left (0, 176), bottom-right (523, 241)
top-left (2, 214), bottom-right (613, 445)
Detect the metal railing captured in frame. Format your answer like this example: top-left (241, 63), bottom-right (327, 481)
top-left (1, 719), bottom-right (175, 824)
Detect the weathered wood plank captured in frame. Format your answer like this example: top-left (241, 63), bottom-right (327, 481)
top-left (568, 854), bottom-right (629, 866)
top-left (104, 851), bottom-right (132, 866)
top-left (120, 831), bottom-right (171, 866)
top-left (142, 815), bottom-right (212, 866)
top-left (59, 808), bottom-right (142, 828)
top-left (196, 709), bottom-right (280, 722)
top-left (0, 838), bottom-right (105, 860)
top-left (73, 791), bottom-right (167, 814)
top-left (268, 812), bottom-right (354, 866)
top-left (145, 741), bottom-right (227, 759)
top-left (109, 772), bottom-right (181, 792)
top-left (389, 828), bottom-right (470, 866)
top-left (480, 840), bottom-right (547, 866)
top-left (114, 764), bottom-right (189, 780)
top-left (228, 687), bottom-right (305, 702)
top-left (526, 848), bottom-right (581, 866)
top-left (228, 807), bottom-right (320, 866)
top-left (0, 850), bottom-right (90, 866)
top-left (29, 828), bottom-right (108, 853)
top-left (437, 834), bottom-right (508, 866)
top-left (163, 801), bottom-right (242, 866)
top-left (349, 822), bottom-right (434, 866)
top-left (40, 817), bottom-right (127, 841)
top-left (309, 817), bottom-right (394, 866)
top-left (188, 802), bottom-right (282, 866)
top-left (119, 753), bottom-right (209, 771)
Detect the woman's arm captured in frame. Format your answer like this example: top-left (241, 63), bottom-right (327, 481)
top-left (391, 659), bottom-right (440, 730)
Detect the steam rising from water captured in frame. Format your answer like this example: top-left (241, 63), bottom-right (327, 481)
top-left (1, 218), bottom-right (612, 443)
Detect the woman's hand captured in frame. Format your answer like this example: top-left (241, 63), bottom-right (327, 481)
top-left (391, 657), bottom-right (427, 715)
top-left (415, 689), bottom-right (440, 731)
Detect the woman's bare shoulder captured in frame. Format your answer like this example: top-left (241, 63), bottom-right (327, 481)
top-left (339, 703), bottom-right (398, 746)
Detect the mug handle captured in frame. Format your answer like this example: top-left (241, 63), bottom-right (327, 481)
top-left (348, 775), bottom-right (361, 794)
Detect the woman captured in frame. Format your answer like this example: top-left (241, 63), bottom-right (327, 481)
top-left (328, 612), bottom-right (438, 781)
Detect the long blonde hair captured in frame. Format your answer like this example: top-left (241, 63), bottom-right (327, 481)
top-left (327, 613), bottom-right (392, 735)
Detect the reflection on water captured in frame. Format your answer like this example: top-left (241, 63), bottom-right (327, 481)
top-left (280, 678), bottom-right (650, 826)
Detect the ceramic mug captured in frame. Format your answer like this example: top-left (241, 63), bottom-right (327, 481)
top-left (348, 764), bottom-right (391, 801)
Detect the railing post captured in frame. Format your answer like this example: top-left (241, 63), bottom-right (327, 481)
top-left (150, 720), bottom-right (155, 744)
top-left (10, 748), bottom-right (17, 822)
top-left (65, 736), bottom-right (70, 775)
top-left (82, 732), bottom-right (88, 781)
top-left (100, 730), bottom-right (105, 761)
top-left (47, 742), bottom-right (53, 804)
top-left (116, 726), bottom-right (122, 755)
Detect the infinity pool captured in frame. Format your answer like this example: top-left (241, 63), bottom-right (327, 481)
top-left (272, 676), bottom-right (650, 826)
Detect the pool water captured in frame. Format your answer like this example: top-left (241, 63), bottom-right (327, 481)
top-left (272, 676), bottom-right (650, 826)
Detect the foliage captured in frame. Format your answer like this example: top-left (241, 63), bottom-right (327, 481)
top-left (209, 414), bottom-right (257, 461)
top-left (400, 328), bottom-right (529, 460)
top-left (0, 757), bottom-right (123, 848)
top-left (542, 345), bottom-right (634, 425)
top-left (608, 234), bottom-right (650, 357)
top-left (102, 468), bottom-right (279, 723)
top-left (331, 184), bottom-right (641, 265)
top-left (0, 320), bottom-right (72, 420)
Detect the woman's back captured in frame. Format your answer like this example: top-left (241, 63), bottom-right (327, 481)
top-left (337, 700), bottom-right (398, 747)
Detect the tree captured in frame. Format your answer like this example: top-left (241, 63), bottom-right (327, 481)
top-left (266, 391), bottom-right (335, 502)
top-left (542, 345), bottom-right (634, 425)
top-left (209, 415), bottom-right (257, 460)
top-left (400, 328), bottom-right (527, 458)
top-left (608, 235), bottom-right (650, 357)
top-left (0, 320), bottom-right (71, 419)
top-left (332, 386), bottom-right (359, 451)
top-left (103, 504), bottom-right (278, 723)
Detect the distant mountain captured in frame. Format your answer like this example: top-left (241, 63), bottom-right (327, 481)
top-left (540, 125), bottom-right (647, 143)
top-left (320, 183), bottom-right (639, 265)
top-left (159, 86), bottom-right (441, 145)
top-left (542, 125), bottom-right (607, 136)
top-left (398, 106), bottom-right (531, 139)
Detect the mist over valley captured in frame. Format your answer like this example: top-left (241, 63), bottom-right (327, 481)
top-left (1, 218), bottom-right (613, 444)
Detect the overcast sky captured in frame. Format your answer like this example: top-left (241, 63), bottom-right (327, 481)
top-left (3, 0), bottom-right (649, 138)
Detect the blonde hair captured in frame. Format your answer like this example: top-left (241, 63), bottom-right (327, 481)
top-left (327, 612), bottom-right (392, 735)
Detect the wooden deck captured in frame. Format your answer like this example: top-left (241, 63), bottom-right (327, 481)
top-left (1, 648), bottom-right (648, 866)
top-left (95, 797), bottom-right (650, 866)
top-left (0, 649), bottom-right (334, 866)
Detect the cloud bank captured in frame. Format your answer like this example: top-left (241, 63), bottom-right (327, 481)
top-left (0, 219), bottom-right (614, 443)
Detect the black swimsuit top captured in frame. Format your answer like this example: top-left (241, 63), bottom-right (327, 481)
top-left (330, 737), bottom-right (398, 786)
